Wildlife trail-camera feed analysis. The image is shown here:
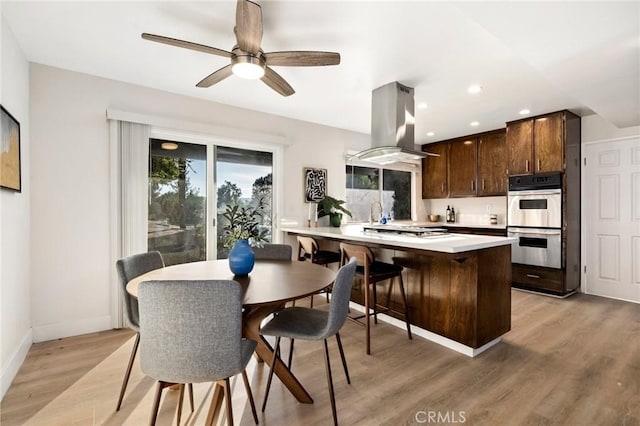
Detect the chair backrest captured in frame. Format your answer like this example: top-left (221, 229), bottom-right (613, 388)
top-left (297, 236), bottom-right (318, 259)
top-left (253, 243), bottom-right (293, 260)
top-left (323, 257), bottom-right (358, 337)
top-left (138, 280), bottom-right (243, 384)
top-left (339, 243), bottom-right (374, 268)
top-left (115, 251), bottom-right (165, 330)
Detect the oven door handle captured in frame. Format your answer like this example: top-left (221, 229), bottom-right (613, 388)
top-left (508, 228), bottom-right (561, 235)
top-left (508, 189), bottom-right (561, 197)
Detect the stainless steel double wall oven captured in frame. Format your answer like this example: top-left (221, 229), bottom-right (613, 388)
top-left (507, 173), bottom-right (563, 271)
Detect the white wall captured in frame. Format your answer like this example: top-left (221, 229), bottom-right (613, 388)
top-left (0, 16), bottom-right (32, 399)
top-left (582, 114), bottom-right (640, 143)
top-left (29, 63), bottom-right (369, 341)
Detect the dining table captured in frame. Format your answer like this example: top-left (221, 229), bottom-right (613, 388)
top-left (126, 258), bottom-right (337, 420)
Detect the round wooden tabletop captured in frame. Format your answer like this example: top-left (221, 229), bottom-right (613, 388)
top-left (126, 259), bottom-right (336, 306)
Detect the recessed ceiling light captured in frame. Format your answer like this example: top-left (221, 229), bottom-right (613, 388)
top-left (519, 109), bottom-right (530, 115)
top-left (417, 102), bottom-right (428, 109)
top-left (427, 132), bottom-right (435, 136)
top-left (161, 142), bottom-right (179, 150)
top-left (470, 121), bottom-right (479, 127)
top-left (468, 85), bottom-right (482, 94)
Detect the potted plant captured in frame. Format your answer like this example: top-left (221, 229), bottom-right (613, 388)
top-left (221, 199), bottom-right (269, 275)
top-left (317, 195), bottom-right (353, 227)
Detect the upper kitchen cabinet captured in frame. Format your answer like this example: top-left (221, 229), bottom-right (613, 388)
top-left (533, 112), bottom-right (564, 173)
top-left (448, 137), bottom-right (477, 197)
top-left (477, 130), bottom-right (507, 196)
top-left (422, 142), bottom-right (448, 199)
top-left (506, 111), bottom-right (577, 176)
top-left (506, 119), bottom-right (533, 175)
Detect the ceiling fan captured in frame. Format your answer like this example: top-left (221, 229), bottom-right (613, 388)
top-left (141, 0), bottom-right (340, 97)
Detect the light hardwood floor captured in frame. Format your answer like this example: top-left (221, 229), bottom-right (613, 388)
top-left (1, 290), bottom-right (638, 425)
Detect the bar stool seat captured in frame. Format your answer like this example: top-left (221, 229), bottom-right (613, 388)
top-left (300, 250), bottom-right (342, 265)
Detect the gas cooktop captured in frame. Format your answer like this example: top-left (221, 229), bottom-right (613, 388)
top-left (362, 224), bottom-right (448, 237)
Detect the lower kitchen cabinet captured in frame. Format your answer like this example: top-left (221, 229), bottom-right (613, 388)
top-left (512, 264), bottom-right (564, 294)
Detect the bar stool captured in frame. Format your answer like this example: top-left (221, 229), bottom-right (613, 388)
top-left (340, 243), bottom-right (412, 355)
top-left (297, 236), bottom-right (341, 307)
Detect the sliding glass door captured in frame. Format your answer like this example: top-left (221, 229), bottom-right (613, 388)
top-left (215, 146), bottom-right (273, 259)
top-left (148, 139), bottom-right (274, 264)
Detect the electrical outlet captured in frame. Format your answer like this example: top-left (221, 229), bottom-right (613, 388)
top-left (486, 204), bottom-right (492, 212)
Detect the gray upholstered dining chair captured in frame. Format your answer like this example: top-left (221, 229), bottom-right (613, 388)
top-left (259, 257), bottom-right (357, 426)
top-left (252, 243), bottom-right (292, 260)
top-left (114, 251), bottom-right (192, 412)
top-left (138, 279), bottom-right (258, 426)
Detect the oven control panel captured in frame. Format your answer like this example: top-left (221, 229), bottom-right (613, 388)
top-left (509, 172), bottom-right (562, 191)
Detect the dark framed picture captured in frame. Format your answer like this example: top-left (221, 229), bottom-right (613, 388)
top-left (1, 105), bottom-right (21, 192)
top-left (303, 167), bottom-right (327, 202)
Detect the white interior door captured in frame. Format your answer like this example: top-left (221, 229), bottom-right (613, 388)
top-left (584, 137), bottom-right (640, 302)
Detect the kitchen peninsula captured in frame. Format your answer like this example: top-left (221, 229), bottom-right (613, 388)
top-left (282, 224), bottom-right (517, 356)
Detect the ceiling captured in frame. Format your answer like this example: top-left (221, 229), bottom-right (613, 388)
top-left (3, 1), bottom-right (639, 143)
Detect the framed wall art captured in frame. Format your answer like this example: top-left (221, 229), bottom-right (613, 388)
top-left (303, 167), bottom-right (327, 202)
top-left (1, 105), bottom-right (21, 192)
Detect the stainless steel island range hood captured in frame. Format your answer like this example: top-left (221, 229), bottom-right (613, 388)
top-left (353, 81), bottom-right (438, 165)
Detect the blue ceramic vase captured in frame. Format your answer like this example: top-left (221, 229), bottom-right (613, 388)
top-left (228, 239), bottom-right (255, 276)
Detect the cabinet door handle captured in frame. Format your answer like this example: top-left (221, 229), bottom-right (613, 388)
top-left (482, 179), bottom-right (485, 191)
top-left (526, 159), bottom-right (530, 172)
top-left (526, 274), bottom-right (540, 279)
top-left (471, 180), bottom-right (475, 191)
top-left (441, 182), bottom-right (445, 193)
top-left (537, 159), bottom-right (541, 171)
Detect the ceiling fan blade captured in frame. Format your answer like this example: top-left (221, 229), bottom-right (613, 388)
top-left (142, 33), bottom-right (232, 58)
top-left (263, 51), bottom-right (341, 67)
top-left (234, 0), bottom-right (263, 54)
top-left (261, 66), bottom-right (294, 97)
top-left (196, 65), bottom-right (233, 88)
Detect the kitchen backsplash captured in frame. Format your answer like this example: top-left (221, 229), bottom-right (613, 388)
top-left (423, 196), bottom-right (507, 225)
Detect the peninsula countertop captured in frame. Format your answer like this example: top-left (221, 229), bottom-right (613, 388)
top-left (281, 224), bottom-right (516, 254)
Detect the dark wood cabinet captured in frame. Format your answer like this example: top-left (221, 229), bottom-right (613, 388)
top-left (507, 111), bottom-right (565, 176)
top-left (422, 142), bottom-right (448, 199)
top-left (506, 119), bottom-right (533, 175)
top-left (533, 112), bottom-right (564, 173)
top-left (477, 130), bottom-right (507, 196)
top-left (448, 138), bottom-right (477, 197)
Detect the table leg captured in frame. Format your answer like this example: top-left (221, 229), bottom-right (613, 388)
top-left (243, 304), bottom-right (314, 404)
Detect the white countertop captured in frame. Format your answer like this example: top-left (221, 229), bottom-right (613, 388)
top-left (281, 224), bottom-right (516, 254)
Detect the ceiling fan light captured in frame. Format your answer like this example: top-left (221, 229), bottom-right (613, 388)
top-left (232, 62), bottom-right (265, 79)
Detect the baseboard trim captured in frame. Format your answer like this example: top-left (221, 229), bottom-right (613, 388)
top-left (348, 302), bottom-right (502, 358)
top-left (32, 316), bottom-right (112, 343)
top-left (1, 328), bottom-right (33, 400)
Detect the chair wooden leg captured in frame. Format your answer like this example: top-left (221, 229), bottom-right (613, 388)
top-left (310, 294), bottom-right (314, 308)
top-left (241, 370), bottom-right (259, 424)
top-left (176, 384), bottom-right (185, 426)
top-left (188, 383), bottom-right (194, 412)
top-left (335, 333), bottom-right (350, 384)
top-left (223, 378), bottom-right (234, 426)
top-left (149, 381), bottom-right (167, 426)
top-left (364, 278), bottom-right (371, 355)
top-left (398, 274), bottom-right (412, 340)
top-left (372, 281), bottom-right (379, 324)
top-left (322, 339), bottom-right (338, 426)
top-left (262, 336), bottom-right (281, 412)
top-left (116, 332), bottom-right (140, 411)
top-left (287, 338), bottom-right (295, 369)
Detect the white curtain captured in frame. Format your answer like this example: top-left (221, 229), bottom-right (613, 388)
top-left (119, 121), bottom-right (150, 257)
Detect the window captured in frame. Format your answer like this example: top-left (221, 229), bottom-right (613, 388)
top-left (148, 138), bottom-right (275, 264)
top-left (346, 165), bottom-right (412, 221)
